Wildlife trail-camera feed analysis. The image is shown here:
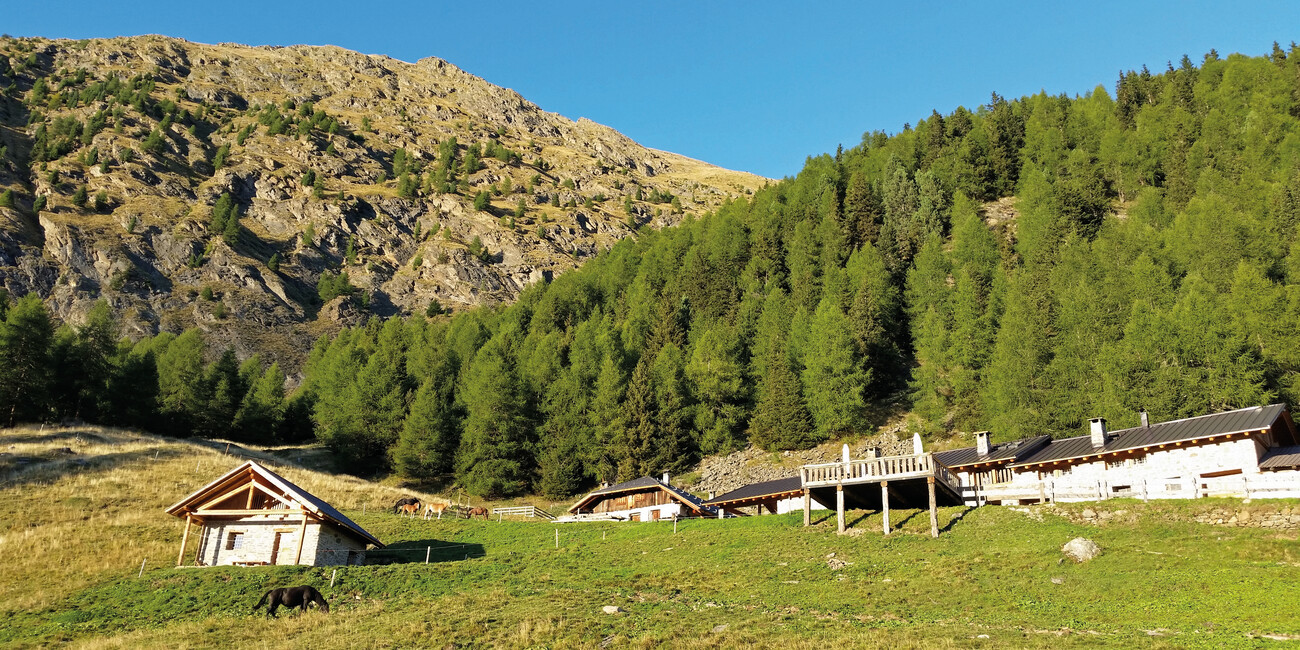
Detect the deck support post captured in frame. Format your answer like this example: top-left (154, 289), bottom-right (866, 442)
top-left (802, 489), bottom-right (811, 527)
top-left (176, 514), bottom-right (192, 567)
top-left (881, 481), bottom-right (890, 535)
top-left (293, 510), bottom-right (309, 565)
top-left (1039, 481), bottom-right (1046, 505)
top-left (836, 484), bottom-right (845, 533)
top-left (928, 476), bottom-right (939, 538)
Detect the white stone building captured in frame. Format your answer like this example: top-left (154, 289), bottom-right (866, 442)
top-left (934, 404), bottom-right (1300, 505)
top-left (166, 460), bottom-right (383, 567)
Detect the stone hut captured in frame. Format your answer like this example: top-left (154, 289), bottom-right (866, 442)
top-left (165, 460), bottom-right (383, 567)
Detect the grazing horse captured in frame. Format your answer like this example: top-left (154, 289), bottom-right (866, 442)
top-left (467, 506), bottom-right (489, 520)
top-left (253, 585), bottom-right (329, 617)
top-left (423, 501), bottom-right (450, 520)
top-left (392, 497), bottom-right (421, 514)
top-left (397, 503), bottom-right (421, 518)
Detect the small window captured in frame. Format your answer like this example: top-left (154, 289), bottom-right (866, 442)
top-left (226, 531), bottom-right (244, 550)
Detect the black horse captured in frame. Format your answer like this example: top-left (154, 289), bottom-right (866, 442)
top-left (392, 497), bottom-right (421, 514)
top-left (253, 585), bottom-right (330, 617)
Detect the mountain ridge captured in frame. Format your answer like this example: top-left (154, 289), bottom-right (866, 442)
top-left (0, 34), bottom-right (764, 366)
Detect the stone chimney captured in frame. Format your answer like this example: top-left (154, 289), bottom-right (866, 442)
top-left (1089, 417), bottom-right (1109, 448)
top-left (662, 472), bottom-right (670, 485)
top-left (975, 431), bottom-right (991, 457)
top-left (1140, 409), bottom-right (1150, 428)
top-left (866, 447), bottom-right (880, 459)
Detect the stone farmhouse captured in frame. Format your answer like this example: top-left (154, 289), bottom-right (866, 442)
top-left (166, 460), bottom-right (383, 567)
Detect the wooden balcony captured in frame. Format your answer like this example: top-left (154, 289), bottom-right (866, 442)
top-left (800, 452), bottom-right (963, 495)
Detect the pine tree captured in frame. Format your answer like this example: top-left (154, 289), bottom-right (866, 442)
top-left (748, 334), bottom-right (813, 451)
top-left (802, 297), bottom-right (868, 439)
top-left (0, 294), bottom-right (55, 425)
top-left (457, 338), bottom-right (534, 497)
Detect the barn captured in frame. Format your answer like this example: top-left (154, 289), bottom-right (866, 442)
top-left (166, 460), bottom-right (383, 567)
top-left (566, 475), bottom-right (715, 521)
top-left (703, 476), bottom-right (829, 516)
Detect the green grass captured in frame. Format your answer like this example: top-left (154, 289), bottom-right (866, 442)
top-left (3, 427), bottom-right (1300, 648)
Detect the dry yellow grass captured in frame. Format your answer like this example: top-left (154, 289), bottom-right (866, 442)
top-left (0, 425), bottom-right (434, 613)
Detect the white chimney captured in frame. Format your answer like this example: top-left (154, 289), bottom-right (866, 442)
top-left (975, 431), bottom-right (991, 457)
top-left (1140, 409), bottom-right (1150, 428)
top-left (662, 472), bottom-right (670, 485)
top-left (912, 432), bottom-right (924, 455)
top-left (1089, 418), bottom-right (1109, 448)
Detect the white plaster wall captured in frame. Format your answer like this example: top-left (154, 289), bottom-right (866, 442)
top-left (607, 502), bottom-right (685, 521)
top-left (776, 496), bottom-right (827, 514)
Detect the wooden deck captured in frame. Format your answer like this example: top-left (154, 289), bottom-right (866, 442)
top-left (798, 452), bottom-right (964, 537)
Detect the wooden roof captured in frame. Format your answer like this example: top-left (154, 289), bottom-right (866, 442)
top-left (165, 460), bottom-right (383, 547)
top-left (568, 476), bottom-right (714, 515)
top-left (703, 476), bottom-right (806, 507)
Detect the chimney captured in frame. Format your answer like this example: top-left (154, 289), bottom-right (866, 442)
top-left (662, 472), bottom-right (670, 485)
top-left (866, 447), bottom-right (880, 459)
top-left (975, 431), bottom-right (991, 457)
top-left (1140, 409), bottom-right (1150, 428)
top-left (1089, 417), bottom-right (1109, 448)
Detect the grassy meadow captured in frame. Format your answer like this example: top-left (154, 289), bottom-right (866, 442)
top-left (2, 426), bottom-right (1299, 648)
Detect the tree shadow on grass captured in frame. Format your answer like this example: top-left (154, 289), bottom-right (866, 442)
top-left (364, 539), bottom-right (486, 565)
top-left (940, 506), bottom-right (976, 534)
top-left (0, 444), bottom-right (186, 490)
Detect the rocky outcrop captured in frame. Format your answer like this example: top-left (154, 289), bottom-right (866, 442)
top-left (0, 35), bottom-right (765, 367)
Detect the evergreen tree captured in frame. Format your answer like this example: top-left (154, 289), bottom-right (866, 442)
top-left (802, 297), bottom-right (868, 439)
top-left (748, 334), bottom-right (813, 450)
top-left (0, 294), bottom-right (55, 425)
top-left (456, 338), bottom-right (534, 497)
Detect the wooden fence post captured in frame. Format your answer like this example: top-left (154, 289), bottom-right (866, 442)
top-left (425, 546), bottom-right (431, 564)
top-left (138, 558), bottom-right (147, 578)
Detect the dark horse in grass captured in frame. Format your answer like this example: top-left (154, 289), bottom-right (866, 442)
top-left (253, 585), bottom-right (330, 617)
top-left (392, 497), bottom-right (421, 514)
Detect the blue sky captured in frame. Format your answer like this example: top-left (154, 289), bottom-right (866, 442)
top-left (8, 2), bottom-right (1300, 178)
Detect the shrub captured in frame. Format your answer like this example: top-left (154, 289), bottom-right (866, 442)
top-left (267, 253), bottom-right (280, 272)
top-left (200, 286), bottom-right (213, 301)
top-left (0, 189), bottom-right (13, 208)
top-left (473, 191), bottom-right (490, 212)
top-left (72, 185), bottom-right (88, 208)
top-left (94, 190), bottom-right (108, 212)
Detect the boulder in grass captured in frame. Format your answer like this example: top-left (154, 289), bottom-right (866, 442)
top-left (1062, 537), bottom-right (1102, 562)
top-left (602, 605), bottom-right (623, 615)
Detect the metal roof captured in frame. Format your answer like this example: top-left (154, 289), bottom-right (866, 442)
top-left (1260, 445), bottom-right (1300, 470)
top-left (568, 476), bottom-right (714, 515)
top-left (934, 435), bottom-right (1052, 469)
top-left (703, 476), bottom-right (803, 506)
top-left (1010, 404), bottom-right (1288, 469)
top-left (165, 460), bottom-right (384, 547)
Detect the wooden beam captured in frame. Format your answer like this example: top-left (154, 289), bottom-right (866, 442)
top-left (176, 514), bottom-right (192, 567)
top-left (881, 480), bottom-right (890, 536)
top-left (194, 508), bottom-right (311, 517)
top-left (245, 482), bottom-right (256, 509)
top-left (836, 484), bottom-right (845, 534)
top-left (928, 477), bottom-right (938, 538)
top-left (293, 511), bottom-right (309, 565)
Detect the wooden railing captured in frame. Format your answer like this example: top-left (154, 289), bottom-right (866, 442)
top-left (800, 453), bottom-right (961, 494)
top-left (491, 505), bottom-right (556, 520)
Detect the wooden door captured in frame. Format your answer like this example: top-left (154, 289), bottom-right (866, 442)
top-left (651, 509), bottom-right (661, 521)
top-left (270, 532), bottom-right (284, 565)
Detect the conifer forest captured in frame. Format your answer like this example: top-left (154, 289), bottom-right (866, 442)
top-left (6, 46), bottom-right (1300, 498)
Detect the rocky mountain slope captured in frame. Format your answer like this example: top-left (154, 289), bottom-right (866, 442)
top-left (0, 35), bottom-right (764, 364)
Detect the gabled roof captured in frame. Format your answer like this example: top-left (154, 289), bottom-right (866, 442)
top-left (1260, 445), bottom-right (1300, 470)
top-left (568, 476), bottom-right (714, 515)
top-left (703, 476), bottom-right (804, 506)
top-left (165, 460), bottom-right (383, 547)
top-left (1010, 404), bottom-right (1289, 470)
top-left (934, 435), bottom-right (1052, 469)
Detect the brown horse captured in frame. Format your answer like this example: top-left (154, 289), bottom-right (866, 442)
top-left (467, 506), bottom-right (489, 520)
top-left (392, 497), bottom-right (420, 514)
top-left (397, 503), bottom-right (420, 518)
top-left (423, 501), bottom-right (450, 520)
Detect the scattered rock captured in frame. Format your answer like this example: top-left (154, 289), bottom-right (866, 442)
top-left (1062, 537), bottom-right (1102, 563)
top-left (1050, 577), bottom-right (1064, 585)
top-left (712, 624), bottom-right (728, 633)
top-left (826, 557), bottom-right (851, 571)
top-left (601, 605), bottom-right (623, 615)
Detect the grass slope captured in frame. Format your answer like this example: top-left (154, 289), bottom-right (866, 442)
top-left (2, 426), bottom-right (1299, 648)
